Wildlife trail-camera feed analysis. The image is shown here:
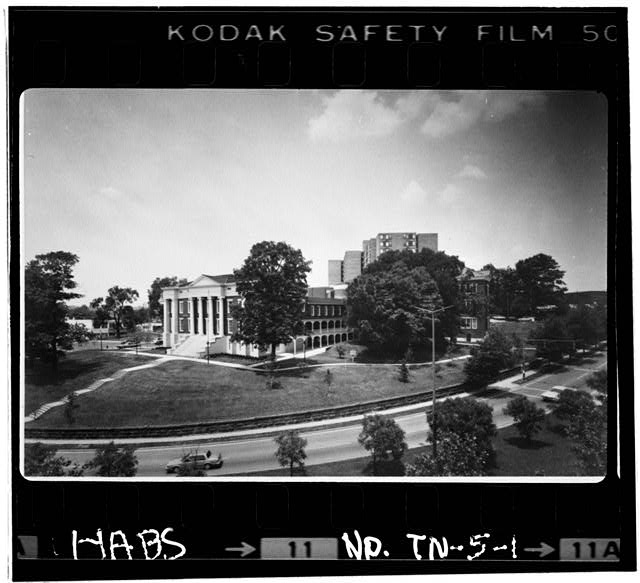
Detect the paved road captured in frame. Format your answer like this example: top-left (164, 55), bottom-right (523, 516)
top-left (53, 353), bottom-right (607, 477)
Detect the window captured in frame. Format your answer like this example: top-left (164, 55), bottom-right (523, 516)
top-left (461, 317), bottom-right (478, 330)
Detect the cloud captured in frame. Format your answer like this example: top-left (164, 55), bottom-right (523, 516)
top-left (401, 180), bottom-right (428, 203)
top-left (99, 186), bottom-right (124, 200)
top-left (421, 91), bottom-right (547, 138)
top-left (438, 183), bottom-right (463, 205)
top-left (308, 90), bottom-right (547, 141)
top-left (458, 164), bottom-right (487, 180)
top-left (308, 91), bottom-right (418, 141)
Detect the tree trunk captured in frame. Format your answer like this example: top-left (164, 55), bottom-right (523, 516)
top-left (271, 343), bottom-right (277, 362)
top-left (290, 461), bottom-right (293, 477)
top-left (51, 337), bottom-right (58, 371)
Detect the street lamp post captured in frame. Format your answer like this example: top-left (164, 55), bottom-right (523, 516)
top-left (417, 305), bottom-right (454, 462)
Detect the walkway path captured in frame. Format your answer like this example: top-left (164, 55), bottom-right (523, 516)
top-left (24, 357), bottom-right (171, 423)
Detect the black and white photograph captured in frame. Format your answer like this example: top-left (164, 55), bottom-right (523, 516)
top-left (21, 88), bottom-right (609, 480)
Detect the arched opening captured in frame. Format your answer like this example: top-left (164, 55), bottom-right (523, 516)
top-left (321, 336), bottom-right (328, 347)
top-left (313, 321), bottom-right (320, 331)
top-left (321, 321), bottom-right (327, 330)
top-left (305, 321), bottom-right (312, 332)
top-left (306, 337), bottom-right (312, 348)
top-left (313, 336), bottom-right (321, 348)
top-left (342, 333), bottom-right (347, 341)
top-left (328, 334), bottom-right (334, 345)
top-left (328, 320), bottom-right (334, 329)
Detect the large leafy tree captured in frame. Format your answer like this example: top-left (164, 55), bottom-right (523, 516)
top-left (24, 251), bottom-right (82, 370)
top-left (148, 276), bottom-right (189, 320)
top-left (530, 315), bottom-right (573, 362)
top-left (91, 286), bottom-right (139, 338)
top-left (428, 397), bottom-right (497, 463)
top-left (503, 396), bottom-right (546, 441)
top-left (555, 385), bottom-right (606, 475)
top-left (514, 253), bottom-right (567, 315)
top-left (483, 264), bottom-right (520, 318)
top-left (358, 414), bottom-right (407, 475)
top-left (566, 304), bottom-right (607, 349)
top-left (347, 262), bottom-right (443, 357)
top-left (232, 241), bottom-right (311, 361)
top-left (362, 248), bottom-right (465, 340)
top-left (24, 443), bottom-right (84, 477)
top-left (85, 442), bottom-right (138, 477)
top-left (464, 328), bottom-right (515, 387)
top-left (406, 432), bottom-right (489, 476)
top-left (274, 430), bottom-right (308, 476)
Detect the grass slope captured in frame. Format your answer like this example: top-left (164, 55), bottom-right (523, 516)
top-left (30, 356), bottom-right (466, 428)
top-left (24, 350), bottom-right (155, 414)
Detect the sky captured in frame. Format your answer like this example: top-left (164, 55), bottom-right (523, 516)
top-left (22, 89), bottom-right (608, 306)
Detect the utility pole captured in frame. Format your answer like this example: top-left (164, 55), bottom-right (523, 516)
top-left (417, 305), bottom-right (454, 462)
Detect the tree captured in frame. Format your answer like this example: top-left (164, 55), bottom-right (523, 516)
top-left (503, 396), bottom-right (546, 441)
top-left (398, 359), bottom-right (410, 383)
top-left (566, 304), bottom-right (607, 350)
top-left (428, 397), bottom-right (497, 462)
top-left (530, 315), bottom-right (573, 362)
top-left (336, 345), bottom-right (346, 359)
top-left (232, 241), bottom-right (311, 361)
top-left (358, 414), bottom-right (407, 475)
top-left (325, 368), bottom-right (333, 388)
top-left (274, 431), bottom-right (308, 476)
top-left (361, 248), bottom-right (465, 342)
top-left (406, 431), bottom-right (489, 476)
top-left (587, 367), bottom-right (607, 406)
top-left (176, 461), bottom-right (206, 477)
top-left (64, 392), bottom-right (79, 425)
top-left (514, 253), bottom-right (567, 315)
top-left (24, 251), bottom-right (82, 370)
top-left (347, 262), bottom-right (443, 357)
top-left (464, 328), bottom-right (515, 387)
top-left (85, 442), bottom-right (138, 477)
top-left (148, 276), bottom-right (188, 320)
top-left (67, 304), bottom-right (95, 319)
top-left (24, 443), bottom-right (84, 477)
top-left (483, 264), bottom-right (519, 318)
top-left (555, 384), bottom-right (606, 475)
top-left (91, 286), bottom-right (139, 338)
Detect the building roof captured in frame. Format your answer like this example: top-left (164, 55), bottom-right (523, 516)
top-left (458, 267), bottom-right (491, 281)
top-left (201, 273), bottom-right (236, 284)
top-left (305, 297), bottom-right (347, 305)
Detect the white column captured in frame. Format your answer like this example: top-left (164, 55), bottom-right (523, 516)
top-left (200, 297), bottom-right (205, 335)
top-left (163, 298), bottom-right (170, 333)
top-left (218, 298), bottom-right (225, 336)
top-left (207, 296), bottom-right (214, 337)
top-left (171, 295), bottom-right (178, 344)
top-left (189, 296), bottom-right (195, 335)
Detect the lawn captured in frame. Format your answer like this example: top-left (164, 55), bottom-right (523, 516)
top-left (238, 414), bottom-right (588, 478)
top-left (488, 413), bottom-right (587, 477)
top-left (24, 350), bottom-right (155, 414)
top-left (29, 356), bottom-right (467, 429)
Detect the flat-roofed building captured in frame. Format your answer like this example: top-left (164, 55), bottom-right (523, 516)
top-left (363, 231), bottom-right (439, 266)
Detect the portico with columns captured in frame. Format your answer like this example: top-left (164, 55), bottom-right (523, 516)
top-left (162, 273), bottom-right (264, 358)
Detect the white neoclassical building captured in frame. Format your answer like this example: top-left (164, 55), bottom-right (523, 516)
top-left (162, 274), bottom-right (352, 358)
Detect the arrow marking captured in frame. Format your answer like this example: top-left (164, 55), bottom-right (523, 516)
top-left (225, 541), bottom-right (256, 557)
top-left (524, 542), bottom-right (555, 558)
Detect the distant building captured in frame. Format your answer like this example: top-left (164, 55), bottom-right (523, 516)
top-left (67, 318), bottom-right (117, 337)
top-left (457, 268), bottom-right (491, 342)
top-left (329, 231), bottom-right (439, 284)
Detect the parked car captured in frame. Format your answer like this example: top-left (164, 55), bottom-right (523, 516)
top-left (541, 386), bottom-right (577, 403)
top-left (165, 452), bottom-right (223, 473)
top-left (117, 340), bottom-right (140, 350)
